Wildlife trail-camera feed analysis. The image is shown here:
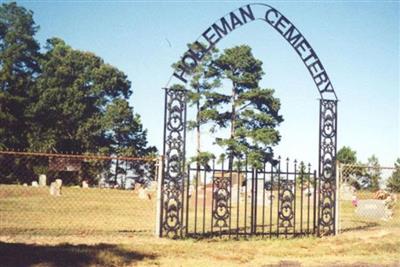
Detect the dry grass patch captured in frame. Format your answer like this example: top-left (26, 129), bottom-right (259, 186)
top-left (1, 185), bottom-right (400, 266)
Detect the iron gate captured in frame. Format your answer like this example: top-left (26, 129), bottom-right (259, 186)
top-left (185, 157), bottom-right (317, 238)
top-left (158, 86), bottom-right (336, 239)
top-left (159, 3), bottom-right (339, 239)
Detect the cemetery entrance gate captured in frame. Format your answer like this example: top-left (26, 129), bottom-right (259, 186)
top-left (158, 3), bottom-right (338, 239)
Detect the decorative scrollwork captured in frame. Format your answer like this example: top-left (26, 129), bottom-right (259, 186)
top-left (161, 88), bottom-right (187, 238)
top-left (318, 99), bottom-right (337, 236)
top-left (278, 179), bottom-right (295, 231)
top-left (212, 173), bottom-right (231, 228)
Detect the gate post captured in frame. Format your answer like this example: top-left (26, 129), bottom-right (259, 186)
top-left (335, 161), bottom-right (340, 235)
top-left (317, 99), bottom-right (338, 236)
top-left (159, 87), bottom-right (187, 238)
top-left (155, 155), bottom-right (164, 237)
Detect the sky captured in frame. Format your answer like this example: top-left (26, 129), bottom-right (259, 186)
top-left (11, 0), bottom-right (400, 169)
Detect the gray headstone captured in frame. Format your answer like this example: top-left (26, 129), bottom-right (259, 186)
top-left (39, 174), bottom-right (47, 186)
top-left (356, 199), bottom-right (391, 220)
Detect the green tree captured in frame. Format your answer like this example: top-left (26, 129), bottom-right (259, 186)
top-left (0, 2), bottom-right (40, 150)
top-left (103, 98), bottom-right (156, 184)
top-left (27, 38), bottom-right (157, 184)
top-left (0, 4), bottom-right (157, 184)
top-left (386, 158), bottom-right (400, 192)
top-left (337, 146), bottom-right (357, 164)
top-left (364, 155), bottom-right (381, 191)
top-left (28, 38), bottom-right (131, 153)
top-left (0, 3), bottom-right (41, 184)
top-left (336, 146), bottom-right (362, 188)
top-left (29, 38), bottom-right (155, 183)
top-left (104, 98), bottom-right (154, 157)
top-left (172, 43), bottom-right (220, 168)
top-left (207, 45), bottom-right (283, 168)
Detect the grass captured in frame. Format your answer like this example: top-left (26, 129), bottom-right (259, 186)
top-left (184, 188), bottom-right (319, 237)
top-left (0, 185), bottom-right (156, 238)
top-left (339, 191), bottom-right (400, 232)
top-left (0, 185), bottom-right (399, 266)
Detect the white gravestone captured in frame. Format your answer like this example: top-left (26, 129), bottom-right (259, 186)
top-left (49, 182), bottom-right (57, 196)
top-left (356, 199), bottom-right (391, 221)
top-left (340, 183), bottom-right (355, 201)
top-left (82, 181), bottom-right (89, 188)
top-left (39, 174), bottom-right (47, 186)
top-left (188, 185), bottom-right (195, 198)
top-left (31, 181), bottom-right (38, 187)
top-left (50, 179), bottom-right (63, 196)
top-left (138, 187), bottom-right (150, 200)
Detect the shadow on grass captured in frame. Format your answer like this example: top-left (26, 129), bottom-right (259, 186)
top-left (0, 242), bottom-right (156, 267)
top-left (340, 221), bottom-right (379, 233)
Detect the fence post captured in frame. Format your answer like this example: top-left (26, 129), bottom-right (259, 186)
top-left (335, 162), bottom-right (340, 235)
top-left (155, 155), bottom-right (164, 237)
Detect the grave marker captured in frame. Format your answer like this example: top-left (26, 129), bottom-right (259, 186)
top-left (356, 199), bottom-right (391, 220)
top-left (39, 174), bottom-right (47, 186)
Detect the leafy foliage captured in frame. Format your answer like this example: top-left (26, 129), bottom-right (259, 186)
top-left (386, 158), bottom-right (400, 192)
top-left (0, 2), bottom-right (40, 150)
top-left (337, 146), bottom-right (362, 188)
top-left (28, 38), bottom-right (133, 153)
top-left (206, 45), bottom-right (283, 168)
top-left (172, 43), bottom-right (220, 168)
top-left (363, 155), bottom-right (381, 191)
top-left (174, 45), bottom-right (283, 169)
top-left (337, 146), bottom-right (357, 164)
top-left (0, 3), bottom-right (156, 184)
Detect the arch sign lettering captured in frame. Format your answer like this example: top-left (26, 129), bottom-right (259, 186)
top-left (159, 3), bottom-right (338, 239)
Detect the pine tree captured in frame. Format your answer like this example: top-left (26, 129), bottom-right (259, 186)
top-left (206, 45), bottom-right (283, 169)
top-left (172, 43), bottom-right (220, 169)
top-left (0, 3), bottom-right (41, 184)
top-left (337, 146), bottom-right (357, 164)
top-left (386, 158), bottom-right (400, 193)
top-left (0, 2), bottom-right (40, 150)
top-left (365, 155), bottom-right (381, 191)
top-left (337, 146), bottom-right (362, 188)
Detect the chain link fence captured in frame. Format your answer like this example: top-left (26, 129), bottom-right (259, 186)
top-left (2, 153), bottom-right (399, 241)
top-left (337, 163), bottom-right (399, 233)
top-left (0, 151), bottom-right (159, 240)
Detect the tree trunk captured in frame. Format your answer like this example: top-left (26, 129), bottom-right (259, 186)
top-left (196, 87), bottom-right (201, 186)
top-left (231, 83), bottom-right (237, 139)
top-left (230, 82), bottom-right (237, 168)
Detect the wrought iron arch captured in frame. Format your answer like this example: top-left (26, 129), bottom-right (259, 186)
top-left (160, 3), bottom-right (338, 238)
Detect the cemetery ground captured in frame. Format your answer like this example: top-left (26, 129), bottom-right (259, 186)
top-left (0, 185), bottom-right (399, 266)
